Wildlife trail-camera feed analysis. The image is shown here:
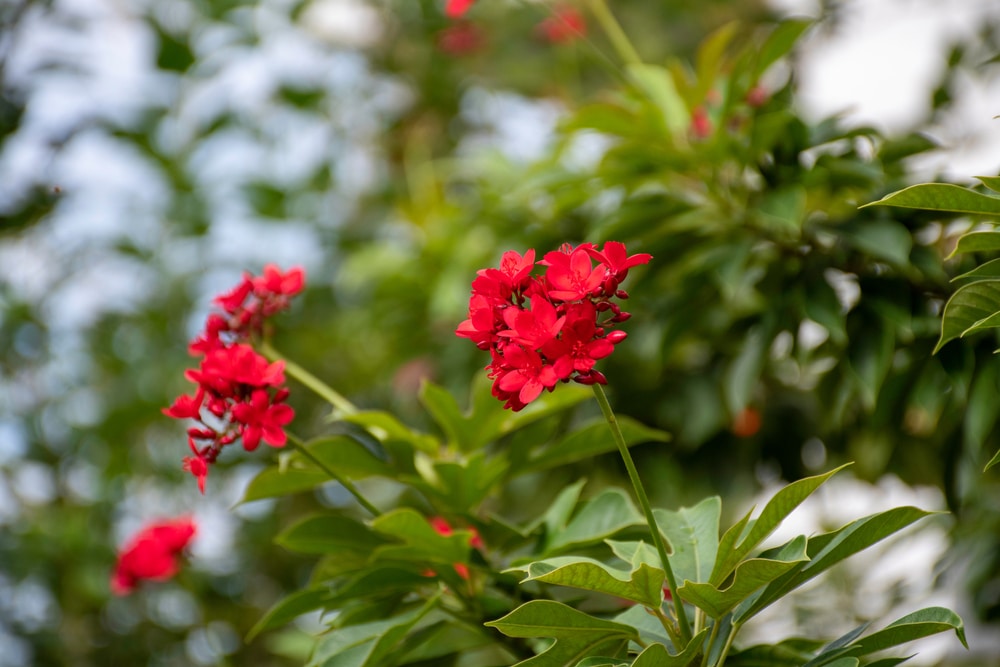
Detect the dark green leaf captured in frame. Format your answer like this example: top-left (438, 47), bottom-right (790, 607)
top-left (935, 279), bottom-right (1000, 352)
top-left (524, 418), bottom-right (670, 475)
top-left (276, 515), bottom-right (388, 555)
top-left (947, 230), bottom-right (1000, 258)
top-left (951, 257), bottom-right (1000, 282)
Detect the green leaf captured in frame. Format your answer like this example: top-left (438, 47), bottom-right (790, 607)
top-left (276, 515), bottom-right (389, 555)
top-left (341, 411), bottom-right (439, 454)
top-left (753, 19), bottom-right (812, 79)
top-left (710, 465), bottom-right (847, 586)
top-left (612, 605), bottom-right (672, 647)
top-left (626, 64), bottom-right (689, 136)
top-left (802, 278), bottom-right (848, 345)
top-left (840, 220), bottom-right (912, 266)
top-left (418, 381), bottom-right (469, 449)
top-left (485, 601), bottom-right (637, 667)
top-left (726, 638), bottom-right (824, 666)
top-left (241, 436), bottom-right (392, 502)
top-left (631, 634), bottom-right (707, 667)
top-left (952, 257), bottom-right (1000, 282)
top-left (508, 556), bottom-right (665, 608)
top-left (575, 658), bottom-right (628, 667)
top-left (653, 496), bottom-right (721, 585)
top-left (934, 279), bottom-right (1000, 352)
top-left (757, 185), bottom-right (807, 233)
top-left (848, 317), bottom-right (895, 409)
top-left (985, 447), bottom-right (1000, 472)
top-left (725, 326), bottom-right (769, 414)
top-left (849, 607), bottom-right (967, 654)
top-left (370, 508), bottom-right (475, 565)
top-left (308, 594), bottom-right (440, 667)
top-left (695, 22), bottom-right (740, 102)
top-left (547, 489), bottom-right (645, 554)
top-left (526, 479), bottom-right (589, 537)
top-left (863, 183), bottom-right (1000, 216)
top-left (417, 452), bottom-right (508, 510)
top-left (524, 418), bottom-right (670, 475)
top-left (248, 587), bottom-right (332, 641)
top-left (736, 506), bottom-right (937, 622)
top-left (679, 536), bottom-right (808, 618)
top-left (947, 230), bottom-right (1000, 258)
top-left (977, 175), bottom-right (1000, 193)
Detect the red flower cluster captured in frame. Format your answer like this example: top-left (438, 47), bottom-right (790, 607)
top-left (164, 265), bottom-right (304, 493)
top-left (428, 516), bottom-right (484, 581)
top-left (111, 517), bottom-right (197, 595)
top-left (536, 5), bottom-right (586, 44)
top-left (456, 242), bottom-right (651, 411)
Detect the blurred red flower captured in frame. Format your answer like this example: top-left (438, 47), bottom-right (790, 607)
top-left (111, 517), bottom-right (197, 595)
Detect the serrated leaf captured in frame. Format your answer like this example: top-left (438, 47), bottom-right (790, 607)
top-left (947, 230), bottom-right (1000, 258)
top-left (485, 601), bottom-right (637, 667)
top-left (509, 556), bottom-right (665, 607)
top-left (863, 183), bottom-right (1000, 216)
top-left (710, 465), bottom-right (847, 586)
top-left (679, 536), bottom-right (808, 618)
top-left (736, 506), bottom-right (936, 622)
top-left (935, 279), bottom-right (1000, 352)
top-left (276, 515), bottom-right (389, 555)
top-left (548, 488), bottom-right (645, 554)
top-left (524, 418), bottom-right (670, 475)
top-left (653, 496), bottom-right (721, 585)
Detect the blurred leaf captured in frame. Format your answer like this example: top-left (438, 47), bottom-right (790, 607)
top-left (727, 638), bottom-right (825, 666)
top-left (725, 325), bottom-right (769, 414)
top-left (935, 279), bottom-right (1000, 352)
top-left (848, 316), bottom-right (895, 409)
top-left (370, 508), bottom-right (474, 565)
top-left (752, 20), bottom-right (812, 80)
top-left (522, 417), bottom-right (670, 475)
top-left (276, 515), bottom-right (388, 555)
top-left (341, 411), bottom-right (440, 454)
top-left (653, 496), bottom-right (721, 585)
top-left (485, 601), bottom-right (636, 667)
top-left (626, 64), bottom-right (689, 137)
top-left (864, 183), bottom-right (1000, 216)
top-left (840, 220), bottom-right (912, 267)
top-left (976, 175), bottom-right (1000, 193)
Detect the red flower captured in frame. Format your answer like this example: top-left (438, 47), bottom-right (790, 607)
top-left (188, 344), bottom-right (285, 394)
top-left (457, 242), bottom-right (650, 410)
top-left (111, 517), bottom-right (197, 595)
top-left (691, 106), bottom-right (712, 139)
top-left (445, 0), bottom-right (475, 18)
top-left (231, 388), bottom-right (295, 450)
top-left (163, 389), bottom-right (205, 420)
top-left (253, 264), bottom-right (304, 298)
top-left (537, 6), bottom-right (587, 44)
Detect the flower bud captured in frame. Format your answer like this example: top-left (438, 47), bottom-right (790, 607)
top-left (606, 330), bottom-right (628, 344)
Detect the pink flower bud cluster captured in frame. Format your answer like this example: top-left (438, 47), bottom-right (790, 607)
top-left (456, 242), bottom-right (651, 411)
top-left (163, 265), bottom-right (304, 493)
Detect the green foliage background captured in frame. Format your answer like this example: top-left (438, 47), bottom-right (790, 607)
top-left (2, 0), bottom-right (1000, 664)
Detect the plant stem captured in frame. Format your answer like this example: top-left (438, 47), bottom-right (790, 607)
top-left (286, 432), bottom-right (381, 517)
top-left (259, 341), bottom-right (357, 415)
top-left (652, 606), bottom-right (682, 646)
top-left (700, 619), bottom-right (721, 667)
top-left (586, 0), bottom-right (643, 66)
top-left (715, 620), bottom-right (739, 667)
top-left (592, 384), bottom-right (691, 644)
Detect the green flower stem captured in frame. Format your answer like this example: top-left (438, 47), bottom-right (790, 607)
top-left (652, 606), bottom-right (682, 646)
top-left (586, 0), bottom-right (643, 66)
top-left (591, 384), bottom-right (691, 644)
top-left (259, 341), bottom-right (357, 415)
top-left (286, 432), bottom-right (381, 517)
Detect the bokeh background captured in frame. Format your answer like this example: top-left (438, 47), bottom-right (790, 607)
top-left (3, 0), bottom-right (1000, 664)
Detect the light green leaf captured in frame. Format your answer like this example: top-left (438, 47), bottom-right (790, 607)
top-left (863, 183), bottom-right (1000, 216)
top-left (509, 556), bottom-right (665, 607)
top-left (934, 279), bottom-right (1000, 352)
top-left (340, 411), bottom-right (439, 454)
top-left (276, 515), bottom-right (388, 555)
top-left (985, 447), bottom-right (1000, 472)
top-left (418, 381), bottom-right (469, 449)
top-left (680, 536), bottom-right (808, 618)
top-left (548, 488), bottom-right (645, 554)
top-left (626, 64), bottom-right (689, 136)
top-left (248, 587), bottom-right (331, 641)
top-left (526, 479), bottom-right (589, 537)
top-left (736, 506), bottom-right (937, 622)
top-left (524, 418), bottom-right (670, 475)
top-left (695, 22), bottom-right (740, 102)
top-left (606, 539), bottom-right (660, 571)
top-left (710, 465), bottom-right (847, 586)
top-left (653, 496), bottom-right (721, 585)
top-left (758, 185), bottom-right (807, 233)
top-left (485, 601), bottom-right (637, 667)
